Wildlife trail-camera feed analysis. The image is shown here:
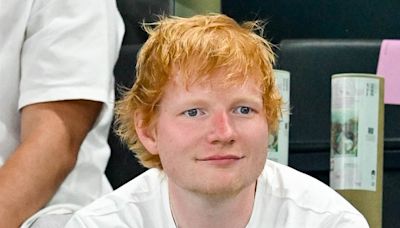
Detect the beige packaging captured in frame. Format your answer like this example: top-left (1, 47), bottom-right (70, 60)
top-left (330, 73), bottom-right (384, 228)
top-left (268, 70), bottom-right (290, 165)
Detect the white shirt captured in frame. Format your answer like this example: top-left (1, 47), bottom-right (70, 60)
top-left (0, 0), bottom-right (124, 226)
top-left (65, 160), bottom-right (369, 228)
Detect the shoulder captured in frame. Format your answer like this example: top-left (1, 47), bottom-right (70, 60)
top-left (249, 161), bottom-right (369, 227)
top-left (87, 168), bottom-right (165, 212)
top-left (67, 169), bottom-right (167, 227)
top-left (259, 160), bottom-right (366, 218)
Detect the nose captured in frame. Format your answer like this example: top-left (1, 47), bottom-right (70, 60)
top-left (207, 111), bottom-right (235, 145)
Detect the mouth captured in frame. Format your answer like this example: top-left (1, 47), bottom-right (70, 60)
top-left (196, 155), bottom-right (244, 166)
top-left (198, 155), bottom-right (243, 161)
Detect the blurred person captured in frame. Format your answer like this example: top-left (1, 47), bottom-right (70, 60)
top-left (0, 0), bottom-right (124, 227)
top-left (65, 14), bottom-right (368, 228)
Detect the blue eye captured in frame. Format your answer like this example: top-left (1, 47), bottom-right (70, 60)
top-left (183, 108), bottom-right (201, 117)
top-left (235, 106), bottom-right (252, 115)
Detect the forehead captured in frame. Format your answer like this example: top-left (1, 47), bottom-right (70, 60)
top-left (169, 65), bottom-right (263, 91)
top-left (160, 78), bottom-right (263, 108)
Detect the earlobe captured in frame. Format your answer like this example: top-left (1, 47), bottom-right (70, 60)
top-left (134, 111), bottom-right (159, 155)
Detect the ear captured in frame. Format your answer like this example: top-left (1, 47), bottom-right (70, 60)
top-left (134, 111), bottom-right (159, 155)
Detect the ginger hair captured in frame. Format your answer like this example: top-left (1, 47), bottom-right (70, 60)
top-left (115, 14), bottom-right (282, 169)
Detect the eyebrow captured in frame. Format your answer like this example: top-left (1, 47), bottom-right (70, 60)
top-left (230, 96), bottom-right (263, 107)
top-left (178, 95), bottom-right (263, 108)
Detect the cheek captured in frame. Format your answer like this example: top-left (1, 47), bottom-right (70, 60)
top-left (244, 122), bottom-right (269, 156)
top-left (242, 119), bottom-right (269, 142)
top-left (155, 119), bottom-right (203, 154)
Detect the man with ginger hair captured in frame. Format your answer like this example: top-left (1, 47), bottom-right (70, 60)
top-left (65, 14), bottom-right (368, 228)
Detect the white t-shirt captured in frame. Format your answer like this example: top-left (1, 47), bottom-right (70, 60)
top-left (65, 160), bottom-right (369, 228)
top-left (0, 0), bottom-right (124, 226)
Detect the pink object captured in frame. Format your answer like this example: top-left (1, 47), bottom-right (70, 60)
top-left (377, 40), bottom-right (400, 105)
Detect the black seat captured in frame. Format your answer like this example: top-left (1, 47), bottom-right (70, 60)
top-left (106, 45), bottom-right (146, 189)
top-left (275, 39), bottom-right (400, 227)
top-left (106, 0), bottom-right (171, 190)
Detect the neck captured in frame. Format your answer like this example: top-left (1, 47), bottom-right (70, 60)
top-left (169, 181), bottom-right (257, 228)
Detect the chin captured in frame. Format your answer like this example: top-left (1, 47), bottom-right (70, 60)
top-left (189, 177), bottom-right (255, 198)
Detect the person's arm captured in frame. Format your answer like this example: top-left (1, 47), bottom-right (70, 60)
top-left (0, 100), bottom-right (102, 228)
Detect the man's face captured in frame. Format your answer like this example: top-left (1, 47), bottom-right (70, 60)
top-left (139, 70), bottom-right (269, 197)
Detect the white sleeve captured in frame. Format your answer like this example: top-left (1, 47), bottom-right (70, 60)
top-left (324, 212), bottom-right (370, 228)
top-left (64, 214), bottom-right (89, 228)
top-left (19, 0), bottom-right (124, 109)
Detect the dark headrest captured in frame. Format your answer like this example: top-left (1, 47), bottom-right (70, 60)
top-left (276, 39), bottom-right (400, 152)
top-left (117, 0), bottom-right (171, 44)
